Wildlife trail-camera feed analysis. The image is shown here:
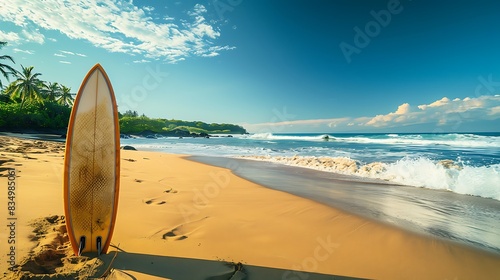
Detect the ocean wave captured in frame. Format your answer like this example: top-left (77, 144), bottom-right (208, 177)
top-left (238, 155), bottom-right (500, 201)
top-left (241, 133), bottom-right (500, 148)
top-left (244, 132), bottom-right (332, 141)
top-left (129, 142), bottom-right (278, 157)
top-left (343, 133), bottom-right (500, 148)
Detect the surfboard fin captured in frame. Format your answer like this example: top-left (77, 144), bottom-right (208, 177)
top-left (78, 236), bottom-right (86, 256)
top-left (97, 236), bottom-right (102, 256)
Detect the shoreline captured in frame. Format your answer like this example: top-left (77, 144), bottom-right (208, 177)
top-left (1, 135), bottom-right (500, 279)
top-left (0, 131), bottom-right (66, 142)
top-left (190, 156), bottom-right (500, 255)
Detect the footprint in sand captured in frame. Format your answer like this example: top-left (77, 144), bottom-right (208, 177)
top-left (164, 188), bottom-right (178, 194)
top-left (150, 216), bottom-right (208, 241)
top-left (162, 227), bottom-right (189, 241)
top-left (143, 188), bottom-right (178, 205)
top-left (144, 198), bottom-right (167, 205)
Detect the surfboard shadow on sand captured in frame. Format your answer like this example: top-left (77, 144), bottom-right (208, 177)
top-left (3, 216), bottom-right (364, 280)
top-left (5, 249), bottom-right (365, 280)
top-left (95, 250), bottom-right (366, 280)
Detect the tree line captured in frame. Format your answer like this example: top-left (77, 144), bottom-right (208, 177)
top-left (119, 110), bottom-right (247, 135)
top-left (0, 41), bottom-right (74, 131)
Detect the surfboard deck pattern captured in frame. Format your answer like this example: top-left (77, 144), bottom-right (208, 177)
top-left (63, 64), bottom-right (120, 256)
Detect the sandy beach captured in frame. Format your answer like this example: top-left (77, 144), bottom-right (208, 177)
top-left (1, 135), bottom-right (500, 279)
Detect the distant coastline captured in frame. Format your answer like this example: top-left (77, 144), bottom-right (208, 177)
top-left (0, 107), bottom-right (248, 140)
top-left (117, 111), bottom-right (248, 138)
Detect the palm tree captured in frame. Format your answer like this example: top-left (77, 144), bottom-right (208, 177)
top-left (0, 41), bottom-right (17, 89)
top-left (57, 85), bottom-right (74, 106)
top-left (5, 65), bottom-right (43, 109)
top-left (42, 82), bottom-right (61, 102)
top-left (1, 82), bottom-right (16, 103)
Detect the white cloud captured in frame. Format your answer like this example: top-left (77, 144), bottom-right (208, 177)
top-left (328, 117), bottom-right (352, 128)
top-left (365, 96), bottom-right (500, 128)
top-left (395, 103), bottom-right (410, 114)
top-left (0, 0), bottom-right (232, 63)
top-left (53, 50), bottom-right (86, 62)
top-left (59, 50), bottom-right (87, 57)
top-left (0, 30), bottom-right (21, 43)
top-left (21, 29), bottom-right (45, 44)
top-left (366, 103), bottom-right (413, 127)
top-left (133, 59), bottom-right (150, 63)
top-left (418, 97), bottom-right (450, 110)
top-left (143, 6), bottom-right (155, 13)
top-left (13, 48), bottom-right (34, 54)
top-left (60, 50), bottom-right (75, 55)
top-left (244, 96), bottom-right (500, 132)
top-left (202, 52), bottom-right (219, 57)
top-left (243, 117), bottom-right (354, 133)
top-left (489, 106), bottom-right (500, 116)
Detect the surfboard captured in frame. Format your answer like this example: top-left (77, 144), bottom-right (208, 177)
top-left (63, 63), bottom-right (120, 256)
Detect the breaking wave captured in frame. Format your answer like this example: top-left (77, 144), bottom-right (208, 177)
top-left (238, 155), bottom-right (500, 201)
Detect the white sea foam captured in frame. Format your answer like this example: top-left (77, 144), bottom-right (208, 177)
top-left (332, 134), bottom-right (500, 148)
top-left (239, 155), bottom-right (500, 201)
top-left (244, 133), bottom-right (331, 141)
top-left (240, 133), bottom-right (500, 148)
top-left (129, 142), bottom-right (277, 157)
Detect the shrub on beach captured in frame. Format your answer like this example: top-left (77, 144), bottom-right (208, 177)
top-left (0, 100), bottom-right (71, 131)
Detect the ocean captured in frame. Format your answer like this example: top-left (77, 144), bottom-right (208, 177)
top-left (122, 132), bottom-right (500, 253)
top-left (123, 132), bottom-right (500, 201)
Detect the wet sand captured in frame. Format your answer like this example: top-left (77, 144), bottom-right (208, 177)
top-left (191, 156), bottom-right (500, 254)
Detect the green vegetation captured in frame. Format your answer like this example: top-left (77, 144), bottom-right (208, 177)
top-left (0, 42), bottom-right (17, 89)
top-left (0, 101), bottom-right (71, 131)
top-left (0, 41), bottom-right (74, 132)
top-left (0, 41), bottom-right (247, 135)
top-left (119, 110), bottom-right (247, 135)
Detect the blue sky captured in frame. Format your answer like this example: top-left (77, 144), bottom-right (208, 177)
top-left (1, 0), bottom-right (499, 133)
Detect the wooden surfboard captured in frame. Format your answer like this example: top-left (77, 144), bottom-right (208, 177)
top-left (63, 63), bottom-right (120, 256)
